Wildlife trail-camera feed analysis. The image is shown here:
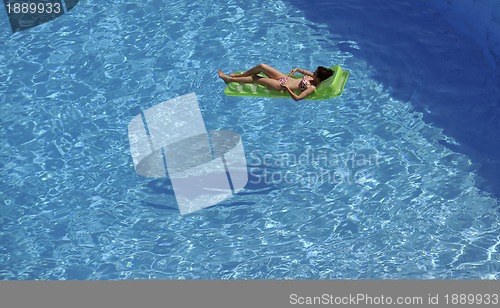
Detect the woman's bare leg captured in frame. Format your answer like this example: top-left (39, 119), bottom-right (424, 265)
top-left (218, 70), bottom-right (256, 84)
top-left (255, 77), bottom-right (283, 91)
top-left (229, 63), bottom-right (287, 79)
top-left (218, 70), bottom-right (282, 91)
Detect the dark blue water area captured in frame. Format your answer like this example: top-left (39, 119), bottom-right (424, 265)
top-left (288, 0), bottom-right (500, 198)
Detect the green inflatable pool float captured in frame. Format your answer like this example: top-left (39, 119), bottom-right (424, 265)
top-left (223, 65), bottom-right (349, 100)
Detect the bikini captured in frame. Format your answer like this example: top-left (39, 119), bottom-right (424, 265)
top-left (278, 75), bottom-right (310, 91)
top-left (278, 76), bottom-right (289, 85)
top-left (298, 76), bottom-right (310, 91)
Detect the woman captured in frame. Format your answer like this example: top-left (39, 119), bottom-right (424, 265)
top-left (218, 63), bottom-right (334, 101)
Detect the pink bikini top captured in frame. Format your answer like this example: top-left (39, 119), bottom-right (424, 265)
top-left (299, 76), bottom-right (310, 91)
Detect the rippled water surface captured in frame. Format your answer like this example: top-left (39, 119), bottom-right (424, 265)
top-left (0, 0), bottom-right (499, 279)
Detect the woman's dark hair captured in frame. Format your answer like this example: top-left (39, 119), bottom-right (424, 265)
top-left (316, 66), bottom-right (334, 82)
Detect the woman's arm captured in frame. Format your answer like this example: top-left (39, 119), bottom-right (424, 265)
top-left (289, 68), bottom-right (314, 76)
top-left (282, 85), bottom-right (316, 101)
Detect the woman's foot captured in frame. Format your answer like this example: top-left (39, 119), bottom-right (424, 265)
top-left (218, 70), bottom-right (231, 84)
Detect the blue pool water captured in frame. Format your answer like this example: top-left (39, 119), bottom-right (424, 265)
top-left (0, 0), bottom-right (499, 279)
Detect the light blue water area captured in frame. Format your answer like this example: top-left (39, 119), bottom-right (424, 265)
top-left (0, 0), bottom-right (499, 279)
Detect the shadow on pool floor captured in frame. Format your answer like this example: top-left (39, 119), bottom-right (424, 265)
top-left (288, 0), bottom-right (500, 198)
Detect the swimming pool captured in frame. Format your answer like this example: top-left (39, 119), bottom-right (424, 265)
top-left (0, 0), bottom-right (499, 279)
